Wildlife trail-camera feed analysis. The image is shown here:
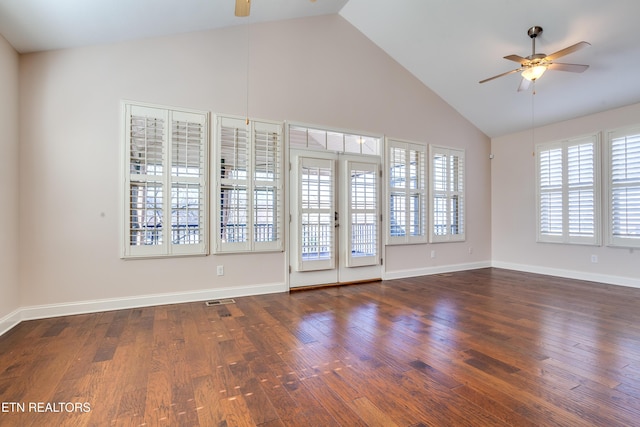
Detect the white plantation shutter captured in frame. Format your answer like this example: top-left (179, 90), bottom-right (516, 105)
top-left (128, 107), bottom-right (165, 253)
top-left (253, 122), bottom-right (283, 251)
top-left (215, 115), bottom-right (283, 253)
top-left (429, 145), bottom-right (465, 242)
top-left (539, 146), bottom-right (563, 239)
top-left (386, 138), bottom-right (427, 244)
top-left (607, 127), bottom-right (640, 247)
top-left (123, 102), bottom-right (208, 258)
top-left (568, 143), bottom-right (595, 238)
top-left (218, 118), bottom-right (250, 251)
top-left (536, 134), bottom-right (600, 245)
top-left (170, 112), bottom-right (207, 254)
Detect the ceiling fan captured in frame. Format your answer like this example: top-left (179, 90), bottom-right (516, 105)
top-left (479, 26), bottom-right (590, 92)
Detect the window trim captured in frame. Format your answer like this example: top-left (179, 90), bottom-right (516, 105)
top-left (121, 101), bottom-right (209, 259)
top-left (605, 125), bottom-right (640, 248)
top-left (535, 133), bottom-right (601, 246)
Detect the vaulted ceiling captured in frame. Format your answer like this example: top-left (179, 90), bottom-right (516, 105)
top-left (1, 0), bottom-right (639, 137)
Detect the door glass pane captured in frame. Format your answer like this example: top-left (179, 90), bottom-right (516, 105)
top-left (350, 168), bottom-right (377, 258)
top-left (301, 213), bottom-right (333, 261)
top-left (300, 165), bottom-right (333, 261)
top-left (351, 212), bottom-right (377, 257)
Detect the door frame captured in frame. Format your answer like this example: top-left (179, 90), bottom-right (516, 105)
top-left (287, 148), bottom-right (382, 289)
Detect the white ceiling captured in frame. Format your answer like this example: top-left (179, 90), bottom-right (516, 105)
top-left (1, 0), bottom-right (639, 138)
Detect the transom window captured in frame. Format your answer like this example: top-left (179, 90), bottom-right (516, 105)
top-left (289, 124), bottom-right (380, 156)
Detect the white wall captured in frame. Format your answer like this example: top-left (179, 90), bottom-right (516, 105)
top-left (0, 34), bottom-right (20, 331)
top-left (492, 102), bottom-right (640, 286)
top-left (17, 15), bottom-right (490, 313)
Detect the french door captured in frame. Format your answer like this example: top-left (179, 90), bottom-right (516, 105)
top-left (289, 150), bottom-right (381, 288)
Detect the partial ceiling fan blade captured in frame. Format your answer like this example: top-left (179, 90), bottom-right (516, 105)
top-left (545, 41), bottom-right (591, 61)
top-left (235, 0), bottom-right (251, 17)
top-left (504, 54), bottom-right (528, 64)
top-left (517, 78), bottom-right (531, 92)
top-left (547, 62), bottom-right (589, 73)
top-left (479, 68), bottom-right (523, 84)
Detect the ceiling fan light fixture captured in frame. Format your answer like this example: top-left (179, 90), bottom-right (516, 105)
top-left (521, 65), bottom-right (547, 81)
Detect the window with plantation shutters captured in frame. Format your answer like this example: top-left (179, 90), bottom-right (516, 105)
top-left (536, 134), bottom-right (600, 245)
top-left (215, 115), bottom-right (283, 253)
top-left (429, 146), bottom-right (465, 242)
top-left (123, 102), bottom-right (208, 258)
top-left (606, 126), bottom-right (640, 247)
top-left (386, 138), bottom-right (427, 244)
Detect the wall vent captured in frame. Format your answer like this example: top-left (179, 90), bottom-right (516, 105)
top-left (205, 298), bottom-right (236, 306)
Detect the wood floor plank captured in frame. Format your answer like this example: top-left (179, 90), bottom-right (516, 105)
top-left (349, 396), bottom-right (400, 427)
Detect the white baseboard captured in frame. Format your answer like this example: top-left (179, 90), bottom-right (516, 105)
top-left (382, 261), bottom-right (492, 281)
top-left (0, 282), bottom-right (287, 336)
top-left (491, 261), bottom-right (640, 289)
top-left (0, 308), bottom-right (22, 337)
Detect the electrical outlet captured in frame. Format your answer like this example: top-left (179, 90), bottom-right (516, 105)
top-left (217, 265), bottom-right (224, 276)
top-left (468, 247), bottom-right (473, 255)
top-left (590, 255), bottom-right (598, 263)
top-left (430, 250), bottom-right (436, 259)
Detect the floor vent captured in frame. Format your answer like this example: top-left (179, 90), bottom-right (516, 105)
top-left (205, 298), bottom-right (236, 306)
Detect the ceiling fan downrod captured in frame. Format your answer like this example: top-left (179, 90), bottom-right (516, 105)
top-left (527, 26), bottom-right (543, 58)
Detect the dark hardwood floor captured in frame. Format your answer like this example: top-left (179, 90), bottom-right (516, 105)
top-left (1, 268), bottom-right (640, 426)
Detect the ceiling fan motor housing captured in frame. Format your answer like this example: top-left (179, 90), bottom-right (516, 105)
top-left (527, 26), bottom-right (543, 38)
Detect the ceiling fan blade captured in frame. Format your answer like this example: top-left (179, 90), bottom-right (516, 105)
top-left (504, 54), bottom-right (528, 64)
top-left (235, 0), bottom-right (251, 17)
top-left (545, 41), bottom-right (590, 61)
top-left (517, 78), bottom-right (531, 92)
top-left (479, 68), bottom-right (523, 84)
top-left (547, 62), bottom-right (589, 73)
